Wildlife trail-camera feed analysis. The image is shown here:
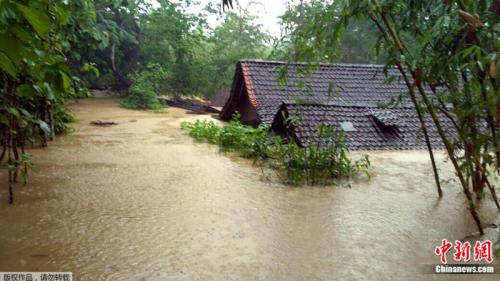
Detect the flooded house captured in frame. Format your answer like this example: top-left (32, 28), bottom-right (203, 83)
top-left (220, 60), bottom-right (455, 150)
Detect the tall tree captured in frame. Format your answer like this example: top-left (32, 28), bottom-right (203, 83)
top-left (63, 0), bottom-right (142, 90)
top-left (123, 0), bottom-right (271, 102)
top-left (277, 0), bottom-right (382, 63)
top-left (205, 10), bottom-right (271, 96)
top-left (138, 0), bottom-right (205, 96)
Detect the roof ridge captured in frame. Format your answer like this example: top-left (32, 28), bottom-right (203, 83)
top-left (282, 101), bottom-right (414, 109)
top-left (240, 59), bottom-right (390, 69)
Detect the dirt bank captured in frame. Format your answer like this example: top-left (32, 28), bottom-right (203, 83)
top-left (0, 98), bottom-right (498, 280)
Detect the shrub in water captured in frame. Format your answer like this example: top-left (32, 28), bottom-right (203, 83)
top-left (182, 116), bottom-right (370, 186)
top-left (181, 119), bottom-right (221, 144)
top-left (270, 124), bottom-right (370, 185)
top-left (181, 114), bottom-right (272, 159)
top-left (121, 88), bottom-right (162, 110)
top-left (121, 63), bottom-right (169, 110)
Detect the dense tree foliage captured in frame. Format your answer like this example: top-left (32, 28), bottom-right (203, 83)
top-left (204, 10), bottom-right (271, 95)
top-left (277, 0), bottom-right (382, 63)
top-left (0, 0), bottom-right (89, 203)
top-left (121, 1), bottom-right (271, 108)
top-left (0, 0), bottom-right (143, 203)
top-left (138, 0), bottom-right (203, 96)
top-left (64, 0), bottom-right (141, 90)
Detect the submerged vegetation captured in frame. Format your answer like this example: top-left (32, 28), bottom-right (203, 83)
top-left (121, 63), bottom-right (167, 110)
top-left (182, 115), bottom-right (370, 186)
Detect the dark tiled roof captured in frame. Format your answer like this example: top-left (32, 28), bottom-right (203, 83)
top-left (273, 103), bottom-right (456, 150)
top-left (221, 60), bottom-right (415, 125)
top-left (370, 109), bottom-right (403, 127)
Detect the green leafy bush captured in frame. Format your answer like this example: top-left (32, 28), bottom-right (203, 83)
top-left (53, 104), bottom-right (76, 135)
top-left (181, 119), bottom-right (221, 144)
top-left (270, 125), bottom-right (370, 185)
top-left (121, 88), bottom-right (163, 110)
top-left (182, 114), bottom-right (273, 159)
top-left (181, 115), bottom-right (370, 186)
top-left (121, 63), bottom-right (169, 110)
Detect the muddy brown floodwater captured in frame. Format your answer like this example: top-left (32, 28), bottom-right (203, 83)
top-left (0, 98), bottom-right (498, 281)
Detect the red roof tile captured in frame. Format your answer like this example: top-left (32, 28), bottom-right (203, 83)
top-left (240, 62), bottom-right (259, 107)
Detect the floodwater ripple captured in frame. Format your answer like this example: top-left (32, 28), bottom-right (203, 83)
top-left (0, 98), bottom-right (498, 281)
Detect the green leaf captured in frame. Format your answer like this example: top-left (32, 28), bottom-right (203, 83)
top-left (38, 120), bottom-right (51, 135)
top-left (55, 3), bottom-right (71, 26)
top-left (43, 82), bottom-right (55, 100)
top-left (0, 34), bottom-right (22, 64)
top-left (0, 115), bottom-right (8, 125)
top-left (16, 84), bottom-right (33, 98)
top-left (19, 108), bottom-right (31, 118)
top-left (17, 4), bottom-right (51, 38)
top-left (0, 51), bottom-right (17, 77)
top-left (59, 71), bottom-right (71, 89)
top-left (7, 163), bottom-right (18, 172)
top-left (80, 63), bottom-right (100, 78)
top-left (7, 107), bottom-right (20, 119)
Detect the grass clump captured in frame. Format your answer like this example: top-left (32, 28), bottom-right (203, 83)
top-left (181, 114), bottom-right (370, 186)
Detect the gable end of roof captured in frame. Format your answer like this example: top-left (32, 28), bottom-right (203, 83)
top-left (240, 62), bottom-right (259, 107)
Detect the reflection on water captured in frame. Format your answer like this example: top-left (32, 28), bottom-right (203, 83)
top-left (0, 99), bottom-right (498, 281)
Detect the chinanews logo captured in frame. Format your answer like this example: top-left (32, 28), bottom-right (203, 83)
top-left (433, 239), bottom-right (496, 274)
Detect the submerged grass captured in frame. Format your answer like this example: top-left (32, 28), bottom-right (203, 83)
top-left (181, 114), bottom-right (370, 186)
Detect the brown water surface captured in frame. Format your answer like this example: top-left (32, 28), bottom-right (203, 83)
top-left (0, 98), bottom-right (498, 280)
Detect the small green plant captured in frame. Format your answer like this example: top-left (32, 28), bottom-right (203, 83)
top-left (181, 115), bottom-right (370, 186)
